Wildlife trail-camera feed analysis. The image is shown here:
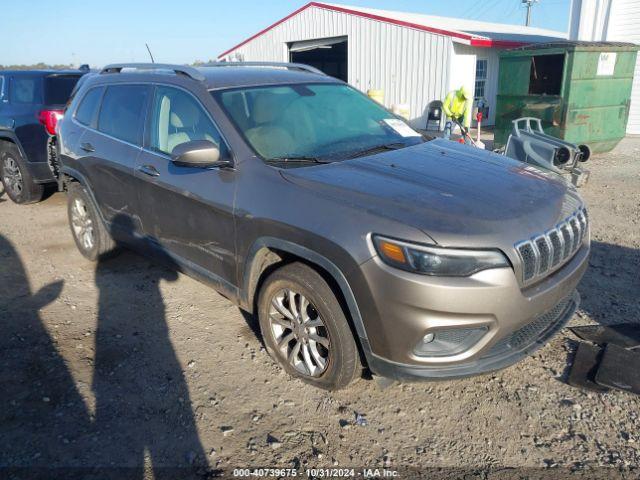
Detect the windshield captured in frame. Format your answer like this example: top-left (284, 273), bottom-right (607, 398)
top-left (213, 83), bottom-right (425, 163)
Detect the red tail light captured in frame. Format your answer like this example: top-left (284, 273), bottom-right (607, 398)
top-left (38, 109), bottom-right (64, 136)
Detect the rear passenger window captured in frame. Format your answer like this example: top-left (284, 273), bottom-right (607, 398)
top-left (10, 77), bottom-right (42, 104)
top-left (75, 87), bottom-right (103, 127)
top-left (98, 85), bottom-right (148, 145)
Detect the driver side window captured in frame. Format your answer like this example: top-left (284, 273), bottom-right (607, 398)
top-left (149, 86), bottom-right (227, 156)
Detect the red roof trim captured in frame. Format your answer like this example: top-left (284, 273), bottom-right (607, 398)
top-left (470, 38), bottom-right (526, 48)
top-left (218, 2), bottom-right (526, 58)
top-left (310, 2), bottom-right (473, 41)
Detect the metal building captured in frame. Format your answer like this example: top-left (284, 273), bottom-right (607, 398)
top-left (570, 0), bottom-right (640, 134)
top-left (217, 2), bottom-right (565, 128)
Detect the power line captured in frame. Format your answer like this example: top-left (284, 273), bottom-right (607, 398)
top-left (467, 0), bottom-right (503, 21)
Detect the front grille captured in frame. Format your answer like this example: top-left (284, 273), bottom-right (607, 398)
top-left (548, 230), bottom-right (562, 267)
top-left (535, 236), bottom-right (551, 273)
top-left (515, 207), bottom-right (588, 285)
top-left (560, 223), bottom-right (573, 259)
top-left (518, 243), bottom-right (537, 281)
top-left (483, 292), bottom-right (576, 359)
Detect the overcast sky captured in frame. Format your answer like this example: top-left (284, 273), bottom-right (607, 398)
top-left (2, 0), bottom-right (572, 67)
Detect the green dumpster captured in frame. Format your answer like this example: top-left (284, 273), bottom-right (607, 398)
top-left (495, 41), bottom-right (639, 153)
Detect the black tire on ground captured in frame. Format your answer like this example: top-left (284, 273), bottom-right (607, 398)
top-left (66, 182), bottom-right (118, 261)
top-left (258, 262), bottom-right (361, 390)
top-left (0, 142), bottom-right (45, 204)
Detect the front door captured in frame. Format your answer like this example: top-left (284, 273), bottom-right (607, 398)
top-left (134, 85), bottom-right (237, 289)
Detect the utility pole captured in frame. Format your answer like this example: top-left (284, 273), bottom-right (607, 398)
top-left (522, 0), bottom-right (539, 26)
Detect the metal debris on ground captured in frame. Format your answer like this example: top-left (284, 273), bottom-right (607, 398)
top-left (355, 413), bottom-right (368, 427)
top-left (569, 324), bottom-right (640, 349)
top-left (567, 323), bottom-right (640, 395)
top-left (567, 342), bottom-right (608, 392)
top-left (595, 344), bottom-right (640, 395)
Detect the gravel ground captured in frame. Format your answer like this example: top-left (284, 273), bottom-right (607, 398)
top-left (0, 138), bottom-right (639, 479)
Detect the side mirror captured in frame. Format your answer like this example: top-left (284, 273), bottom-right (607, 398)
top-left (171, 140), bottom-right (232, 169)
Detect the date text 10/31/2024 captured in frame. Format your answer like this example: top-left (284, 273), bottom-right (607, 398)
top-left (232, 468), bottom-right (400, 478)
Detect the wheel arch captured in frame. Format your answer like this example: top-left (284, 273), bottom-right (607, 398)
top-left (241, 237), bottom-right (373, 367)
top-left (59, 167), bottom-right (108, 225)
top-left (0, 132), bottom-right (27, 159)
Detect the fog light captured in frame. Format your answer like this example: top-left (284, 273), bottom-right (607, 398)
top-left (414, 326), bottom-right (488, 357)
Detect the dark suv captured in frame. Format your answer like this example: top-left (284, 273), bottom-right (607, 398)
top-left (0, 69), bottom-right (86, 203)
top-left (57, 63), bottom-right (589, 390)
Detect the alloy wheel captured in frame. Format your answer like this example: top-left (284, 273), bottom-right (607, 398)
top-left (269, 289), bottom-right (331, 377)
top-left (2, 157), bottom-right (23, 197)
top-left (70, 197), bottom-right (95, 251)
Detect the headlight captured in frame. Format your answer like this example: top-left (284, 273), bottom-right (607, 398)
top-left (373, 235), bottom-right (510, 276)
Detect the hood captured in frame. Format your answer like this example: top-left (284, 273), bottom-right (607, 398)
top-left (282, 139), bottom-right (583, 248)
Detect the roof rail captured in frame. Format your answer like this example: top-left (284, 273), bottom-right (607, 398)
top-left (100, 63), bottom-right (205, 82)
top-left (205, 61), bottom-right (326, 76)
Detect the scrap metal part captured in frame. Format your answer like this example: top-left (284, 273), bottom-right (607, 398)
top-left (569, 324), bottom-right (640, 349)
top-left (504, 117), bottom-right (590, 187)
top-left (595, 344), bottom-right (640, 395)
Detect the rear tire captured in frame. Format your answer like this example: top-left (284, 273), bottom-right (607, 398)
top-left (0, 143), bottom-right (44, 204)
top-left (258, 262), bottom-right (361, 390)
top-left (66, 182), bottom-right (118, 261)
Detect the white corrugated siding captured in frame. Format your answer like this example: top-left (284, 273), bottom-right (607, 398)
top-left (570, 0), bottom-right (640, 134)
top-left (448, 44), bottom-right (500, 126)
top-left (221, 5), bottom-right (453, 128)
top-left (608, 0), bottom-right (640, 134)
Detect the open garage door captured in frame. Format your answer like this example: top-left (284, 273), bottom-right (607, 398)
top-left (289, 37), bottom-right (348, 82)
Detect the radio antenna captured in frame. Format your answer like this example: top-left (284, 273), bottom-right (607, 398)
top-left (145, 43), bottom-right (155, 63)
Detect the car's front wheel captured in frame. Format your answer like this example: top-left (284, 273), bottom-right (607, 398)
top-left (66, 182), bottom-right (117, 261)
top-left (0, 143), bottom-right (44, 204)
top-left (258, 262), bottom-right (361, 390)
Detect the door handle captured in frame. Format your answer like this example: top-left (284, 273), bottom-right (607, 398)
top-left (138, 165), bottom-right (160, 177)
top-left (80, 142), bottom-right (95, 153)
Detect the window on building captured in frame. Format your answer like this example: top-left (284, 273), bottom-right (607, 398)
top-left (474, 59), bottom-right (488, 99)
top-left (529, 54), bottom-right (564, 95)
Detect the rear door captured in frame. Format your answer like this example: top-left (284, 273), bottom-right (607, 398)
top-left (134, 84), bottom-right (237, 288)
top-left (5, 74), bottom-right (48, 165)
top-left (62, 85), bottom-right (103, 164)
top-left (77, 83), bottom-right (149, 236)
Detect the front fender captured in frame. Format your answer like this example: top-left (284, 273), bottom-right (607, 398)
top-left (241, 236), bottom-right (369, 342)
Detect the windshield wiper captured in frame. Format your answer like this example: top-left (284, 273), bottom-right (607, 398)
top-left (265, 156), bottom-right (331, 165)
top-left (347, 142), bottom-right (407, 159)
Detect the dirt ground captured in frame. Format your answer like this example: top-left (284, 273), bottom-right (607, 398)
top-left (1, 138), bottom-right (639, 479)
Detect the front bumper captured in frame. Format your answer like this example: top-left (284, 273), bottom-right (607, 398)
top-left (359, 242), bottom-right (589, 380)
top-left (367, 290), bottom-right (579, 381)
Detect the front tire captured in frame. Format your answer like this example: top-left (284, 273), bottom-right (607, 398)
top-left (0, 143), bottom-right (44, 204)
top-left (67, 182), bottom-right (117, 261)
top-left (258, 262), bottom-right (361, 390)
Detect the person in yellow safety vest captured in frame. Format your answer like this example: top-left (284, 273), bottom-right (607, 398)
top-left (442, 86), bottom-right (473, 141)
